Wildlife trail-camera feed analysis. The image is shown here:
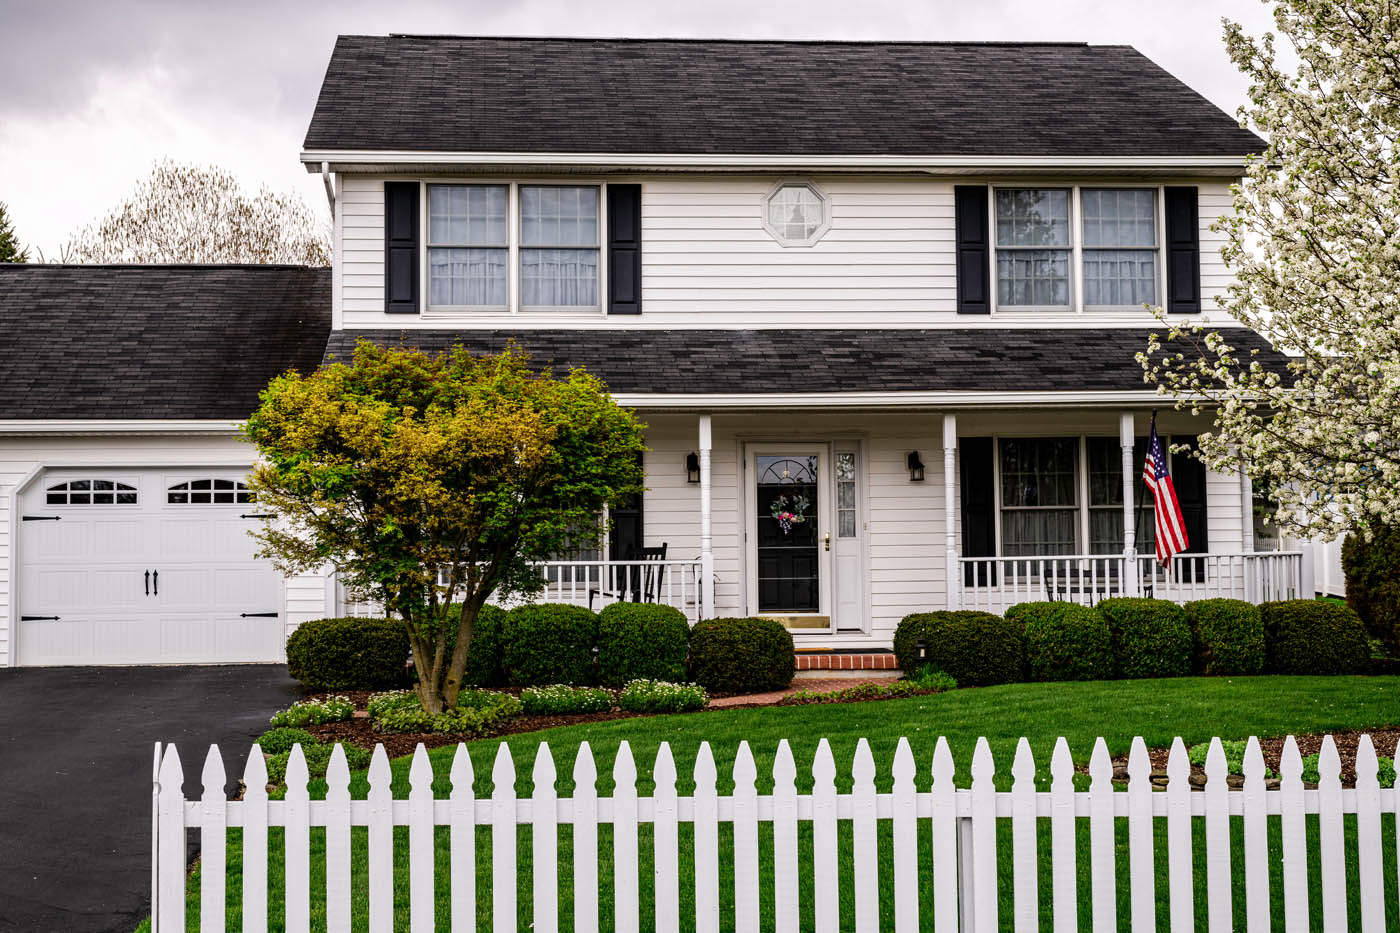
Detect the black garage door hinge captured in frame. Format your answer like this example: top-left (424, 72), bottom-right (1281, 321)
top-left (240, 612), bottom-right (279, 618)
top-left (21, 515), bottom-right (60, 521)
top-left (240, 513), bottom-right (275, 520)
top-left (20, 615), bottom-right (60, 621)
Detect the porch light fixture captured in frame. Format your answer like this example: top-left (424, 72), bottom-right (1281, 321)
top-left (686, 452), bottom-right (701, 484)
top-left (907, 451), bottom-right (925, 482)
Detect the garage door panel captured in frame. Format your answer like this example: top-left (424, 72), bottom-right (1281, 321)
top-left (213, 567), bottom-right (281, 608)
top-left (93, 520), bottom-right (143, 556)
top-left (92, 617), bottom-right (166, 664)
top-left (31, 568), bottom-right (90, 610)
top-left (18, 617), bottom-right (94, 666)
top-left (93, 569), bottom-right (146, 610)
top-left (31, 520), bottom-right (92, 560)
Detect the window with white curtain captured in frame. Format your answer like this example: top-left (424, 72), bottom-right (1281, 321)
top-left (999, 438), bottom-right (1079, 555)
top-left (995, 189), bottom-right (1072, 307)
top-left (521, 186), bottom-right (599, 307)
top-left (1086, 437), bottom-right (1156, 555)
top-left (427, 185), bottom-right (508, 307)
top-left (1082, 188), bottom-right (1158, 306)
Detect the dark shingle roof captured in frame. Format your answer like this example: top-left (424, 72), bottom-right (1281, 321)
top-left (324, 328), bottom-right (1291, 396)
top-left (0, 265), bottom-right (331, 420)
top-left (303, 36), bottom-right (1264, 157)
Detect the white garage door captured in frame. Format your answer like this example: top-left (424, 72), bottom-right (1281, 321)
top-left (16, 469), bottom-right (284, 665)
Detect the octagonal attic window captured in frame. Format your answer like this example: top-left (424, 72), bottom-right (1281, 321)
top-left (763, 182), bottom-right (830, 246)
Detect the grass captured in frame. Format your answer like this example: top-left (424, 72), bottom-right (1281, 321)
top-left (155, 675), bottom-right (1400, 931)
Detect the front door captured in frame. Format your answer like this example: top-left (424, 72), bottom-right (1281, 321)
top-left (748, 446), bottom-right (832, 630)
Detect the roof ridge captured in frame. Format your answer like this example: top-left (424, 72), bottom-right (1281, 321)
top-left (368, 34), bottom-right (1100, 48)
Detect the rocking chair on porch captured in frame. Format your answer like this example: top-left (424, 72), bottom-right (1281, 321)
top-left (588, 543), bottom-right (668, 608)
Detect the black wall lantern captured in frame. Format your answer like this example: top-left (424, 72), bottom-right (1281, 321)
top-left (686, 452), bottom-right (701, 484)
top-left (907, 450), bottom-right (925, 482)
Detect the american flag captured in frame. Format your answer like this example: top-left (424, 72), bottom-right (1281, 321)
top-left (1143, 420), bottom-right (1189, 565)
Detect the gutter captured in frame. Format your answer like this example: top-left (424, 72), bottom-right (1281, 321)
top-left (0, 420), bottom-right (245, 436)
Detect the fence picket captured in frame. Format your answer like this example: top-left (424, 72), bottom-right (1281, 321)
top-left (812, 738), bottom-right (840, 933)
top-left (890, 738), bottom-right (918, 933)
top-left (573, 743), bottom-right (600, 933)
top-left (242, 746), bottom-right (269, 933)
top-left (409, 745), bottom-right (435, 933)
top-left (733, 741), bottom-right (762, 932)
top-left (449, 744), bottom-right (476, 933)
top-left (532, 743), bottom-right (560, 933)
top-left (1048, 738), bottom-right (1076, 933)
top-left (1316, 735), bottom-right (1347, 931)
top-left (851, 738), bottom-right (880, 933)
top-left (283, 745), bottom-right (310, 933)
top-left (1010, 739), bottom-right (1037, 933)
top-left (1240, 738), bottom-right (1269, 933)
top-left (969, 737), bottom-right (998, 933)
top-left (613, 741), bottom-right (640, 933)
top-left (1126, 736), bottom-right (1155, 933)
top-left (149, 743), bottom-right (160, 933)
top-left (693, 742), bottom-right (720, 933)
top-left (1355, 735), bottom-right (1384, 933)
top-left (199, 746), bottom-right (227, 933)
top-left (367, 744), bottom-right (394, 933)
top-left (1165, 737), bottom-right (1192, 933)
top-left (1202, 738), bottom-right (1232, 933)
top-left (157, 746), bottom-right (186, 933)
top-left (772, 740), bottom-right (800, 933)
top-left (324, 745), bottom-right (352, 933)
top-left (930, 737), bottom-right (958, 933)
top-left (1278, 736), bottom-right (1309, 933)
top-left (1087, 739), bottom-right (1116, 933)
top-left (652, 743), bottom-right (680, 933)
top-left (491, 743), bottom-right (518, 933)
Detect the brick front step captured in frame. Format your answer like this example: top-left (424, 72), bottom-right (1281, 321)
top-left (795, 651), bottom-right (899, 672)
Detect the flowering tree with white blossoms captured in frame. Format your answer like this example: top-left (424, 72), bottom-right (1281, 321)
top-left (1141, 0), bottom-right (1400, 540)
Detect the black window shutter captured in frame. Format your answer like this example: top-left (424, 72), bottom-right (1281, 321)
top-left (384, 181), bottom-right (420, 314)
top-left (960, 437), bottom-right (997, 585)
top-left (954, 186), bottom-right (991, 314)
top-left (607, 184), bottom-right (642, 315)
top-left (1170, 435), bottom-right (1209, 580)
top-left (609, 453), bottom-right (645, 559)
top-left (1165, 187), bottom-right (1201, 314)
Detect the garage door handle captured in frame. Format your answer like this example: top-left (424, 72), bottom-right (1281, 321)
top-left (144, 570), bottom-right (150, 596)
top-left (241, 612), bottom-right (279, 618)
top-left (152, 570), bottom-right (158, 596)
top-left (21, 615), bottom-right (60, 621)
top-left (241, 513), bottom-right (275, 519)
top-left (21, 515), bottom-right (60, 521)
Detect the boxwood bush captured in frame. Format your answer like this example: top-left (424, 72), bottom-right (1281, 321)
top-left (1342, 524), bottom-right (1400, 650)
top-left (1186, 598), bottom-right (1265, 675)
top-left (1007, 602), bottom-right (1114, 681)
top-left (596, 602), bottom-right (690, 686)
top-left (893, 611), bottom-right (1024, 686)
top-left (687, 617), bottom-right (795, 694)
top-left (1096, 598), bottom-right (1193, 679)
top-left (500, 603), bottom-right (600, 686)
top-left (284, 617), bottom-right (409, 691)
top-left (1262, 599), bottom-right (1370, 674)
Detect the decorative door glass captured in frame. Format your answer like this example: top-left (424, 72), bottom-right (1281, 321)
top-left (756, 454), bottom-right (820, 612)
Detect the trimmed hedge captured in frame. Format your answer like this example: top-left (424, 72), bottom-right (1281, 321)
top-left (596, 602), bottom-right (690, 687)
top-left (1097, 598), bottom-right (1193, 679)
top-left (1342, 524), bottom-right (1400, 650)
top-left (1262, 599), bottom-right (1370, 674)
top-left (687, 617), bottom-right (795, 694)
top-left (1186, 599), bottom-right (1265, 675)
top-left (893, 611), bottom-right (1025, 686)
top-left (500, 603), bottom-right (600, 686)
top-left (284, 617), bottom-right (409, 691)
top-left (442, 603), bottom-right (509, 688)
top-left (1008, 602), bottom-right (1114, 682)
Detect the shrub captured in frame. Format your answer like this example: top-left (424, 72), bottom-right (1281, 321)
top-left (780, 678), bottom-right (952, 706)
top-left (268, 695), bottom-right (356, 727)
top-left (432, 603), bottom-right (509, 688)
top-left (907, 666), bottom-right (960, 692)
top-left (265, 742), bottom-right (372, 784)
top-left (1186, 599), bottom-right (1265, 675)
top-left (1097, 598), bottom-right (1193, 679)
top-left (255, 727), bottom-right (317, 756)
top-left (687, 617), bottom-right (795, 694)
top-left (367, 688), bottom-right (522, 735)
top-left (284, 617), bottom-right (408, 691)
top-left (520, 684), bottom-right (614, 715)
top-left (1262, 599), bottom-right (1370, 674)
top-left (1008, 602), bottom-right (1114, 682)
top-left (1187, 740), bottom-right (1275, 777)
top-left (892, 611), bottom-right (1025, 687)
top-left (500, 604), bottom-right (600, 686)
top-left (1342, 524), bottom-right (1400, 650)
top-left (617, 679), bottom-right (708, 713)
top-left (596, 602), bottom-right (690, 686)
top-left (1301, 752), bottom-right (1396, 788)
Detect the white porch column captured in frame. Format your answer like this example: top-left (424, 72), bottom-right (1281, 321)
top-left (699, 414), bottom-right (715, 619)
top-left (943, 414), bottom-right (959, 610)
top-left (1120, 412), bottom-right (1140, 596)
top-left (1239, 460), bottom-right (1256, 602)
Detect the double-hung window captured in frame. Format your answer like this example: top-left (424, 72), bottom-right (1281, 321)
top-left (427, 185), bottom-right (508, 308)
top-left (1086, 438), bottom-right (1156, 555)
top-left (521, 186), bottom-right (600, 308)
top-left (995, 189), bottom-right (1072, 308)
top-left (999, 438), bottom-right (1079, 555)
top-left (1082, 189), bottom-right (1157, 306)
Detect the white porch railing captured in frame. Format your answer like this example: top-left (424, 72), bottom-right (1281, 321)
top-left (957, 551), bottom-right (1304, 614)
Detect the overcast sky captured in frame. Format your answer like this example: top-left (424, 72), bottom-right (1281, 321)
top-left (0, 0), bottom-right (1277, 259)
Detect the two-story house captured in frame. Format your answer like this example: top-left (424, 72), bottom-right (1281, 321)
top-left (0, 36), bottom-right (1302, 668)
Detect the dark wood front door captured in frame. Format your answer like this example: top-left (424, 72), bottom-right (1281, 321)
top-left (755, 454), bottom-right (821, 612)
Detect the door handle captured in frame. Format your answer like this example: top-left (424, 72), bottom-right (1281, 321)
top-left (152, 570), bottom-right (158, 596)
top-left (144, 570), bottom-right (150, 596)
top-left (824, 531), bottom-right (831, 551)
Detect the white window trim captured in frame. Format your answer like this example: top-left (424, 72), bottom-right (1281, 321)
top-left (760, 179), bottom-right (832, 247)
top-left (988, 183), bottom-right (1167, 315)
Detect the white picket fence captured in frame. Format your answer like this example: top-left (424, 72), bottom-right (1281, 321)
top-left (152, 733), bottom-right (1400, 932)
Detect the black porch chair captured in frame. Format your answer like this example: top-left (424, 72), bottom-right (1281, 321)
top-left (589, 543), bottom-right (668, 608)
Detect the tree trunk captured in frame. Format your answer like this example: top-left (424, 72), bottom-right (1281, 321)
top-left (441, 599), bottom-right (480, 709)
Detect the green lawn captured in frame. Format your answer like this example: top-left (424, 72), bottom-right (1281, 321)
top-left (155, 676), bottom-right (1400, 931)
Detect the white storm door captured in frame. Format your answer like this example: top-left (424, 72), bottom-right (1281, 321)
top-left (746, 445), bottom-right (832, 629)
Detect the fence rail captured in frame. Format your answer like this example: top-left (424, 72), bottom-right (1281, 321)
top-left (153, 731), bottom-right (1398, 932)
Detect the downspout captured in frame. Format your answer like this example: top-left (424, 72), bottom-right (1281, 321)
top-left (320, 161), bottom-right (336, 214)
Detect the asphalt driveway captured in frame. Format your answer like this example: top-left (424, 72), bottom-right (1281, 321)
top-left (0, 665), bottom-right (302, 932)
